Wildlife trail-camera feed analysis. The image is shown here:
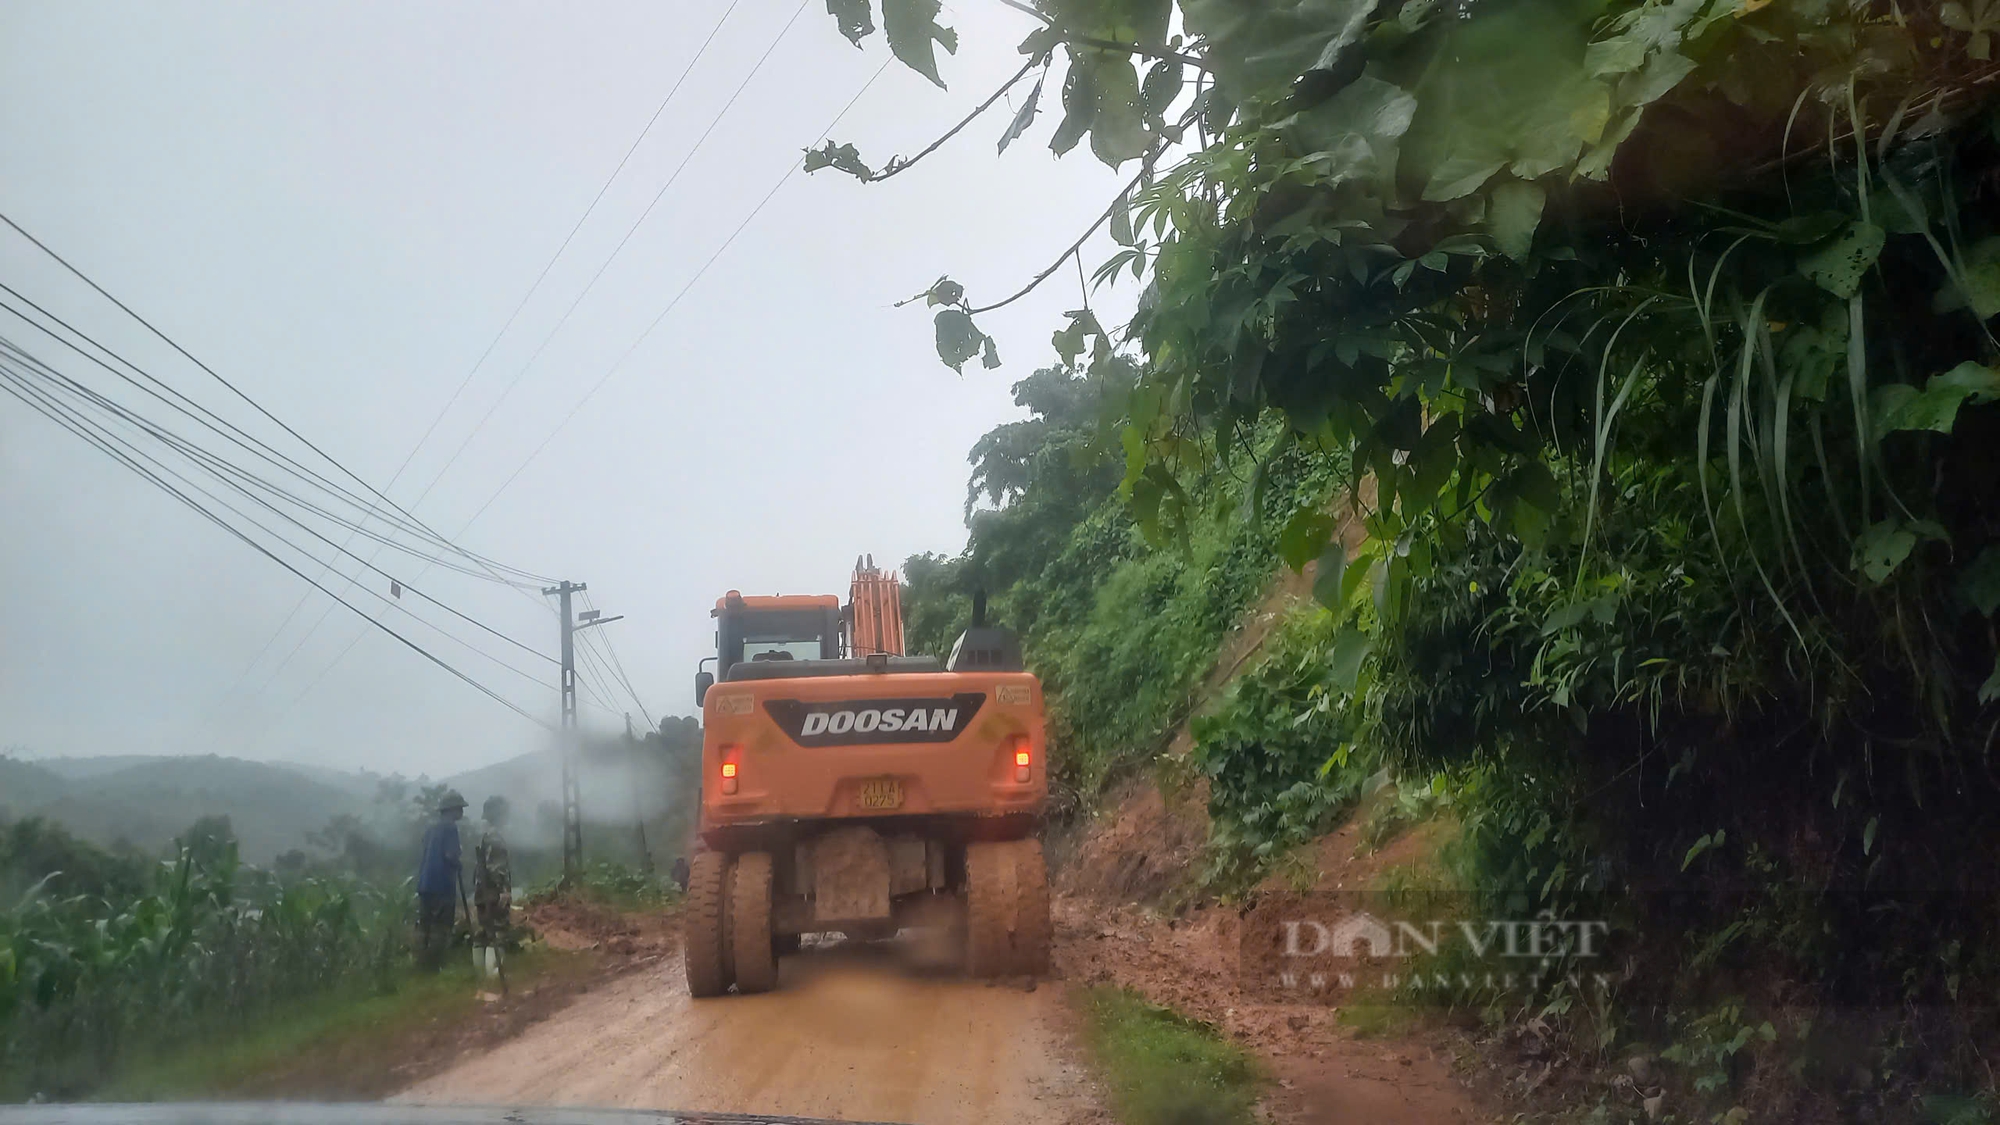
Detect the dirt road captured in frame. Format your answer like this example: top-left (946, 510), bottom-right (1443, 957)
top-left (396, 944), bottom-right (1105, 1125)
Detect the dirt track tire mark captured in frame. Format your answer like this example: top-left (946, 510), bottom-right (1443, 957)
top-left (730, 851), bottom-right (777, 994)
top-left (684, 852), bottom-right (732, 997)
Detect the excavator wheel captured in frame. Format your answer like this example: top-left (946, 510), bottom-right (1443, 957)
top-left (966, 839), bottom-right (1050, 977)
top-left (730, 851), bottom-right (779, 994)
top-left (1011, 839), bottom-right (1052, 976)
top-left (964, 841), bottom-right (1013, 977)
top-left (684, 851), bottom-right (734, 998)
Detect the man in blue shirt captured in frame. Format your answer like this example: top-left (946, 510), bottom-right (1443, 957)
top-left (415, 789), bottom-right (467, 971)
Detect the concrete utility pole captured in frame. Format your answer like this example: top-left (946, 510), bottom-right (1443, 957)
top-left (542, 580), bottom-right (622, 881)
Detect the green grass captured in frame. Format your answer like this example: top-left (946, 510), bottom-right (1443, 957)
top-left (99, 948), bottom-right (590, 1101)
top-left (526, 859), bottom-right (683, 912)
top-left (1332, 996), bottom-right (1419, 1039)
top-left (1360, 856), bottom-right (1493, 1023)
top-left (1371, 855), bottom-right (1465, 917)
top-left (1079, 986), bottom-right (1261, 1125)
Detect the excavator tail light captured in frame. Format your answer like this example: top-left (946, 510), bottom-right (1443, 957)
top-left (720, 748), bottom-right (741, 795)
top-left (1011, 737), bottom-right (1031, 783)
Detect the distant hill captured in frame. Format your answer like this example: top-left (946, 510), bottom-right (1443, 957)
top-left (34, 755), bottom-right (173, 781)
top-left (0, 753), bottom-right (368, 862)
top-left (4, 721), bottom-right (701, 870)
top-left (269, 760), bottom-right (388, 802)
top-left (0, 750), bottom-right (570, 864)
top-left (0, 757), bottom-right (73, 810)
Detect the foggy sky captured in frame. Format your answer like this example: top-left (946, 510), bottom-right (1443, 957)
top-left (0, 1), bottom-right (1137, 776)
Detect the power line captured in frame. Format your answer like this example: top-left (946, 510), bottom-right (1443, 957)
top-left (0, 211), bottom-right (548, 588)
top-left (571, 629), bottom-right (628, 717)
top-left (0, 213), bottom-right (560, 721)
top-left (0, 289), bottom-right (544, 584)
top-left (0, 385), bottom-right (554, 716)
top-left (0, 349), bottom-right (558, 695)
top-left (581, 591), bottom-right (654, 730)
top-left (576, 617), bottom-right (639, 723)
top-left (460, 56), bottom-right (893, 530)
top-left (493, 57), bottom-right (893, 733)
top-left (362, 0), bottom-right (752, 512)
top-left (239, 3), bottom-right (790, 709)
top-left (0, 336), bottom-right (558, 666)
top-left (579, 614), bottom-right (646, 723)
top-left (558, 590), bottom-right (623, 716)
top-left (0, 362), bottom-right (550, 729)
top-left (0, 338), bottom-right (529, 597)
top-left (409, 0), bottom-right (812, 510)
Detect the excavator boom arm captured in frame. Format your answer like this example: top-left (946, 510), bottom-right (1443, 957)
top-left (848, 555), bottom-right (905, 657)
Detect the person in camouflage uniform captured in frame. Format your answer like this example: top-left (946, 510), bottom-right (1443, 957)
top-left (473, 796), bottom-right (512, 956)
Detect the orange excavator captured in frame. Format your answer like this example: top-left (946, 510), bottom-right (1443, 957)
top-left (684, 557), bottom-right (1049, 996)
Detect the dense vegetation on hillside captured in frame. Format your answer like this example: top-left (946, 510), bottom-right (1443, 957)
top-left (861, 0), bottom-right (2000, 1116)
top-left (903, 359), bottom-right (1337, 803)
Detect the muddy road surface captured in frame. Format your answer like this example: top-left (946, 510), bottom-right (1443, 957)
top-left (396, 943), bottom-right (1105, 1125)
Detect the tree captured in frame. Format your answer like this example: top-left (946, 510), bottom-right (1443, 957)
top-left (814, 1), bottom-right (1999, 588)
top-left (901, 358), bottom-right (1138, 656)
top-left (174, 814), bottom-right (237, 874)
top-left (307, 812), bottom-right (397, 881)
top-left (822, 1), bottom-right (2000, 759)
top-left (901, 552), bottom-right (972, 659)
top-left (0, 817), bottom-right (149, 901)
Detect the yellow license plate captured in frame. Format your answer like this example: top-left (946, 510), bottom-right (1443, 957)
top-left (857, 778), bottom-right (903, 810)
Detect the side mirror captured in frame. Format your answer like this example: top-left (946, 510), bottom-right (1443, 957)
top-left (694, 670), bottom-right (715, 707)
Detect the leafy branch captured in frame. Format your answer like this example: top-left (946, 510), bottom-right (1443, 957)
top-left (990, 0), bottom-right (1214, 71)
top-left (888, 143), bottom-right (1158, 372)
top-left (805, 54), bottom-right (1047, 182)
top-left (969, 149), bottom-right (1162, 315)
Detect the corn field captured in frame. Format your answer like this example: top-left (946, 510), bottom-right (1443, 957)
top-left (0, 848), bottom-right (410, 1100)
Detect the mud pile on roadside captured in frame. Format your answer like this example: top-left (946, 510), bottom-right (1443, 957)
top-left (1232, 815), bottom-right (1456, 996)
top-left (1055, 776), bottom-right (1209, 905)
top-left (523, 892), bottom-right (679, 965)
top-left (1051, 782), bottom-right (1488, 1124)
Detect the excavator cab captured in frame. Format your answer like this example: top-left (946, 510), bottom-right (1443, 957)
top-left (693, 556), bottom-right (911, 707)
top-left (696, 593), bottom-right (842, 706)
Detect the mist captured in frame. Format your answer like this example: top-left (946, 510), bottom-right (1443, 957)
top-left (0, 0), bottom-right (1136, 782)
